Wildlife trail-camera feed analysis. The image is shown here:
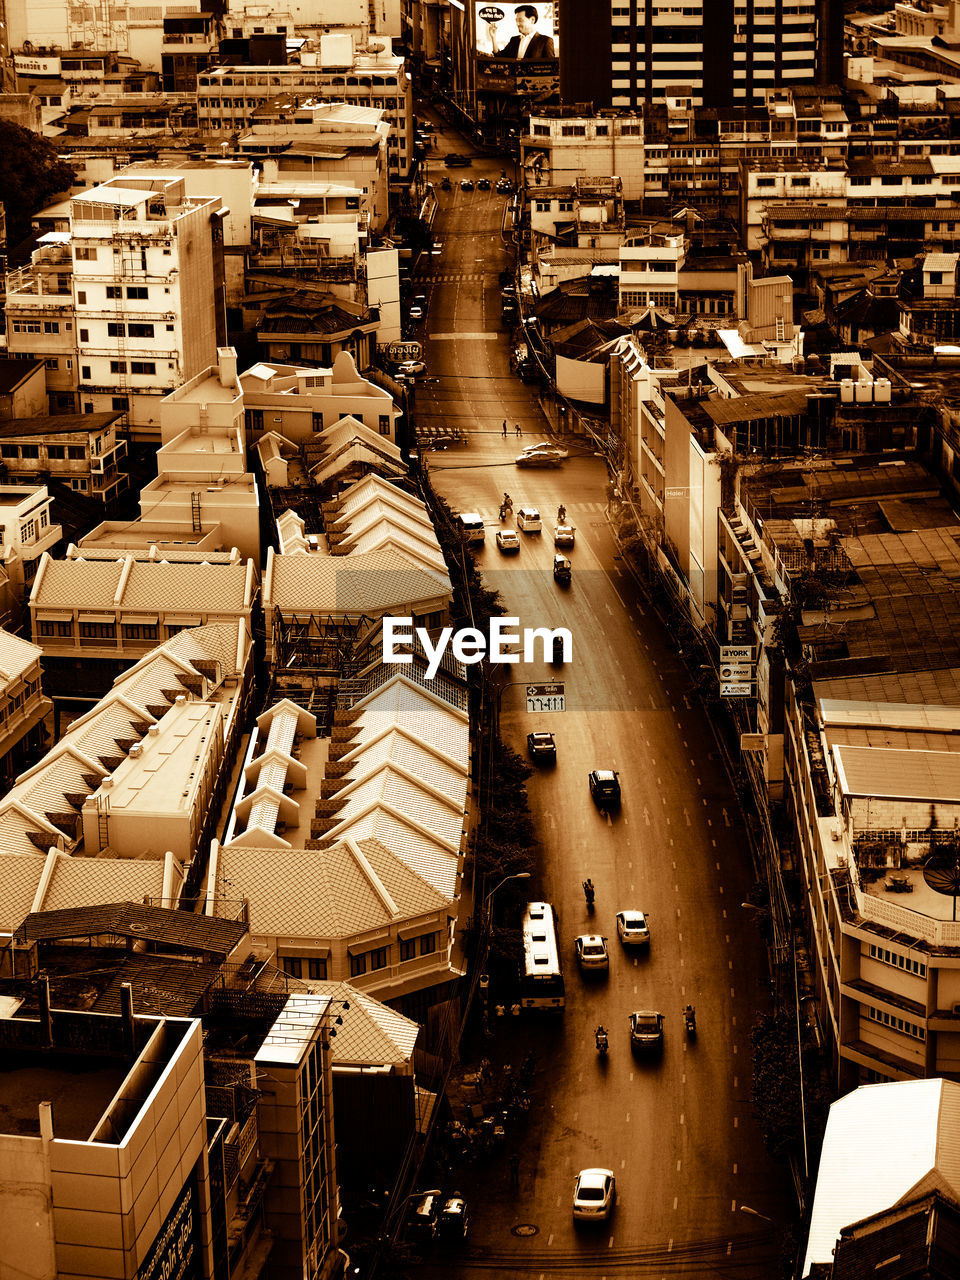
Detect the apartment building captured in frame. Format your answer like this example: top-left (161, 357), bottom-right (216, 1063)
top-left (0, 628), bottom-right (50, 787)
top-left (198, 36), bottom-right (413, 178)
top-left (69, 176), bottom-right (227, 440)
top-left (521, 109), bottom-right (646, 196)
top-left (0, 414), bottom-right (128, 503)
top-left (0, 484), bottom-right (63, 593)
top-left (557, 0), bottom-right (836, 109)
top-left (5, 239), bottom-right (78, 411)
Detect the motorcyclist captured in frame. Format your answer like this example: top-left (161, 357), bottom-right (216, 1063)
top-left (583, 878), bottom-right (595, 906)
top-left (683, 1003), bottom-right (696, 1028)
top-left (557, 504), bottom-right (566, 523)
top-left (503, 492), bottom-right (512, 508)
top-left (595, 1025), bottom-right (608, 1051)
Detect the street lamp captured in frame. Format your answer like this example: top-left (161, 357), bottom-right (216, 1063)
top-left (738, 1203), bottom-right (775, 1224)
top-left (483, 871), bottom-right (530, 930)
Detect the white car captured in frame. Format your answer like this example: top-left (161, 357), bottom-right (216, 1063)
top-left (397, 359), bottom-right (426, 377)
top-left (520, 441), bottom-right (569, 459)
top-left (616, 910), bottom-right (650, 946)
top-left (573, 1168), bottom-right (616, 1221)
top-left (575, 935), bottom-right (609, 971)
top-left (516, 507), bottom-right (542, 533)
top-left (496, 529), bottom-right (520, 554)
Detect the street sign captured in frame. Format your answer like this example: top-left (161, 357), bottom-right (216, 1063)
top-left (526, 682), bottom-right (565, 712)
top-left (721, 682), bottom-right (752, 698)
top-left (720, 645), bottom-right (753, 663)
top-left (720, 662), bottom-right (753, 682)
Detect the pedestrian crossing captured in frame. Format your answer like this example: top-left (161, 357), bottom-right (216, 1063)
top-left (472, 502), bottom-right (609, 523)
top-left (414, 273), bottom-right (490, 283)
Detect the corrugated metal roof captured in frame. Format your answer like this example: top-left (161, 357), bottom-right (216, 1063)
top-left (819, 699), bottom-right (960, 733)
top-left (16, 900), bottom-right (247, 953)
top-left (802, 1080), bottom-right (960, 1277)
top-left (833, 743), bottom-right (960, 802)
top-left (700, 389), bottom-right (809, 425)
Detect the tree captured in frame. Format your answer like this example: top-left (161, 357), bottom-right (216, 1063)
top-left (0, 121), bottom-right (75, 258)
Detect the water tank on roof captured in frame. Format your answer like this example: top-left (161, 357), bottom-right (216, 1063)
top-left (840, 379), bottom-right (855, 403)
top-left (874, 378), bottom-right (892, 403)
top-left (855, 380), bottom-right (873, 403)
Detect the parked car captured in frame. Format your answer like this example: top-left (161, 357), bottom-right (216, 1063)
top-left (444, 153), bottom-right (472, 166)
top-left (629, 1010), bottom-right (664, 1050)
top-left (575, 934), bottom-right (609, 971)
top-left (615, 910), bottom-right (650, 946)
top-left (496, 529), bottom-right (520, 554)
top-left (476, 177), bottom-right (491, 190)
top-left (460, 179), bottom-right (475, 191)
top-left (527, 731), bottom-right (556, 761)
top-left (589, 769), bottom-right (621, 806)
top-left (406, 1190), bottom-right (443, 1243)
top-left (573, 1169), bottom-right (616, 1222)
top-left (437, 1195), bottom-right (470, 1246)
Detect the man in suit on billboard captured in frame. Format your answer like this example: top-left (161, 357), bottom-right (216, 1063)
top-left (496, 5), bottom-right (556, 59)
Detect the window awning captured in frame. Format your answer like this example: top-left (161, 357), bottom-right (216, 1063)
top-left (82, 612), bottom-right (117, 624)
top-left (36, 611), bottom-right (72, 623)
top-left (121, 614), bottom-right (158, 625)
top-left (398, 923), bottom-right (435, 941)
top-left (169, 615), bottom-right (202, 626)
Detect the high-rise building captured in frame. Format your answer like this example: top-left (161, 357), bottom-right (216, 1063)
top-left (559, 0), bottom-right (841, 109)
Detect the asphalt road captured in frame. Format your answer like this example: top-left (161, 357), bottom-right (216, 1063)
top-left (409, 109), bottom-right (793, 1278)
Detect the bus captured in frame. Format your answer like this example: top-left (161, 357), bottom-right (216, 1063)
top-left (519, 901), bottom-right (565, 1010)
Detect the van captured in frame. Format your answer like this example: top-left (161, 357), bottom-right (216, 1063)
top-left (517, 507), bottom-right (542, 533)
top-left (459, 512), bottom-right (485, 544)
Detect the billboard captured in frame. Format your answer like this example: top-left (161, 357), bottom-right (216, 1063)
top-left (474, 2), bottom-right (559, 94)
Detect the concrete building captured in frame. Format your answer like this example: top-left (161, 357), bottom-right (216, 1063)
top-left (0, 484), bottom-right (63, 596)
top-left (0, 413), bottom-right (128, 504)
top-left (69, 176), bottom-right (227, 440)
top-left (0, 628), bottom-right (50, 788)
top-left (521, 108), bottom-right (646, 198)
top-left (5, 239), bottom-right (79, 412)
top-left (557, 0), bottom-right (838, 109)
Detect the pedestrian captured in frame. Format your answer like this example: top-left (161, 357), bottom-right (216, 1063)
top-left (509, 1153), bottom-right (520, 1189)
top-left (502, 420), bottom-right (508, 437)
top-left (515, 423), bottom-right (522, 437)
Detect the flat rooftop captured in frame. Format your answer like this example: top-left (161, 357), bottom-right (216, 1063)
top-left (0, 1054), bottom-right (130, 1139)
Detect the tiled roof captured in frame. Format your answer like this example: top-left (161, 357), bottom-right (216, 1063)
top-left (31, 555), bottom-right (254, 613)
top-left (16, 899), bottom-right (247, 954)
top-left (0, 852), bottom-right (47, 929)
top-left (216, 836), bottom-right (450, 938)
top-left (37, 864), bottom-right (170, 916)
top-left (266, 547), bottom-right (450, 614)
top-left (305, 979), bottom-right (419, 1065)
top-left (320, 419), bottom-right (403, 463)
top-left (323, 808), bottom-right (458, 898)
top-left (0, 629), bottom-right (42, 683)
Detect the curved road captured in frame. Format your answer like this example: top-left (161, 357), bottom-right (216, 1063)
top-left (410, 109), bottom-right (792, 1278)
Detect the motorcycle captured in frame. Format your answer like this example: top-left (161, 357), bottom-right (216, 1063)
top-left (499, 503), bottom-right (512, 521)
top-left (683, 1005), bottom-right (697, 1036)
top-left (557, 506), bottom-right (566, 524)
top-left (595, 1027), bottom-right (608, 1059)
top-left (440, 176), bottom-right (451, 191)
top-left (583, 879), bottom-right (595, 911)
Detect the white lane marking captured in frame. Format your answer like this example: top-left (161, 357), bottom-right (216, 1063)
top-left (733, 1163), bottom-right (738, 1175)
top-left (673, 1197), bottom-right (678, 1210)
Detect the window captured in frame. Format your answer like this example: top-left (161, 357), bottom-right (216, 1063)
top-left (74, 247), bottom-right (97, 261)
top-left (128, 322), bottom-right (154, 339)
top-left (110, 360), bottom-right (127, 375)
top-left (281, 956), bottom-right (303, 978)
top-left (43, 321), bottom-right (60, 334)
top-left (126, 286), bottom-right (148, 300)
top-left (105, 286), bottom-right (122, 300)
top-left (67, 446), bottom-right (85, 461)
top-left (350, 951), bottom-right (367, 977)
top-left (79, 329), bottom-right (89, 344)
top-left (131, 361), bottom-right (156, 375)
top-left (112, 397), bottom-right (129, 412)
top-left (868, 943), bottom-right (926, 978)
top-left (79, 621), bottom-right (116, 639)
top-left (370, 947), bottom-right (389, 971)
top-left (107, 322), bottom-right (125, 337)
top-left (399, 938), bottom-right (415, 961)
top-left (865, 1004), bottom-right (925, 1041)
top-left (38, 620), bottom-right (72, 637)
top-left (378, 414), bottom-right (391, 435)
top-left (20, 445), bottom-right (39, 460)
top-left (930, 272), bottom-right (943, 285)
top-left (312, 412), bottom-right (324, 432)
top-left (307, 957), bottom-right (327, 980)
top-left (21, 520), bottom-right (35, 542)
top-left (246, 409), bottom-right (264, 432)
top-left (47, 446), bottom-right (66, 460)
top-left (45, 358), bottom-right (59, 371)
top-left (122, 623), bottom-right (158, 642)
top-left (77, 291), bottom-right (87, 305)
top-left (0, 446), bottom-right (17, 460)
top-left (419, 932), bottom-right (438, 956)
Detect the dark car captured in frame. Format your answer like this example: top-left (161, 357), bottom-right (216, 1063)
top-left (437, 1195), bottom-right (470, 1246)
top-left (497, 177), bottom-right (514, 193)
top-left (476, 177), bottom-right (491, 191)
top-left (444, 153), bottom-right (472, 167)
top-left (589, 769), bottom-right (621, 806)
top-left (527, 731), bottom-right (557, 761)
top-left (406, 1190), bottom-right (443, 1244)
top-left (629, 1010), bottom-right (664, 1050)
top-left (460, 179), bottom-right (474, 191)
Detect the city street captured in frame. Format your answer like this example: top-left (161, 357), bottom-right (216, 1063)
top-left (410, 109), bottom-right (792, 1276)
